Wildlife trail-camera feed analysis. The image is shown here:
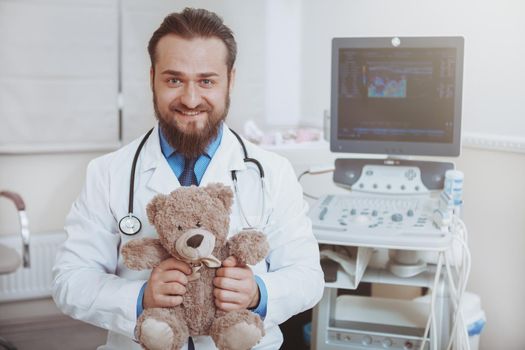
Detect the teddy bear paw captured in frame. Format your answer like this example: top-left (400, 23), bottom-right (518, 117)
top-left (140, 318), bottom-right (174, 350)
top-left (220, 322), bottom-right (263, 350)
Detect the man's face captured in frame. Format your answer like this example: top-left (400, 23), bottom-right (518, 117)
top-left (151, 34), bottom-right (234, 157)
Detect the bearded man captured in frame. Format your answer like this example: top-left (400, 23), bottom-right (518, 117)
top-left (53, 8), bottom-right (324, 350)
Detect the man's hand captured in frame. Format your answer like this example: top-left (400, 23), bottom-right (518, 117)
top-left (213, 256), bottom-right (260, 311)
top-left (143, 258), bottom-right (192, 309)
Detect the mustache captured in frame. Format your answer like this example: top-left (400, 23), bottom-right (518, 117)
top-left (169, 102), bottom-right (211, 114)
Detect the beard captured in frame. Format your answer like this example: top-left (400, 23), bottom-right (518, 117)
top-left (153, 91), bottom-right (229, 159)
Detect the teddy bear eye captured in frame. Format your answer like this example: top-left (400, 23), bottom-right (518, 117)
top-left (196, 221), bottom-right (201, 228)
top-left (177, 225), bottom-right (183, 231)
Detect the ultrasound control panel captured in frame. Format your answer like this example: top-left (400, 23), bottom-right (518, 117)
top-left (314, 194), bottom-right (434, 231)
top-left (311, 162), bottom-right (452, 249)
top-left (310, 193), bottom-right (449, 249)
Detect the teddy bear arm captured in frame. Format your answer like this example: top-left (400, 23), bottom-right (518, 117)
top-left (121, 238), bottom-right (170, 270)
top-left (227, 230), bottom-right (269, 266)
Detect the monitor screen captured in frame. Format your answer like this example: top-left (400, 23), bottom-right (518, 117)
top-left (330, 37), bottom-right (464, 156)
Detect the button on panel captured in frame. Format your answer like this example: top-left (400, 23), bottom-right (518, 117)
top-left (391, 213), bottom-right (403, 222)
top-left (362, 335), bottom-right (372, 345)
top-left (382, 338), bottom-right (393, 347)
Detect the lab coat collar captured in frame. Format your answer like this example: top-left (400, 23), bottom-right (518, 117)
top-left (141, 123), bottom-right (246, 194)
top-left (199, 126), bottom-right (247, 187)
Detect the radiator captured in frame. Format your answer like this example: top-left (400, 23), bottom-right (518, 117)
top-left (0, 231), bottom-right (66, 302)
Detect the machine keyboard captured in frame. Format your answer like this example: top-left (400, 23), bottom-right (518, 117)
top-left (311, 194), bottom-right (438, 233)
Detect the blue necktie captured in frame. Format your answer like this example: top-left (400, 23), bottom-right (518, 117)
top-left (179, 157), bottom-right (198, 186)
top-left (181, 158), bottom-right (197, 350)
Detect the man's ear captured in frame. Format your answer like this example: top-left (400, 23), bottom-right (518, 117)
top-left (146, 193), bottom-right (167, 225)
top-left (204, 183), bottom-right (234, 211)
top-left (228, 67), bottom-right (236, 94)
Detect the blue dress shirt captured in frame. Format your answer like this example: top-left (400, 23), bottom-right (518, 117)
top-left (136, 124), bottom-right (267, 319)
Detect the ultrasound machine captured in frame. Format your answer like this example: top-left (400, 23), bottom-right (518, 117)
top-left (310, 36), bottom-right (471, 350)
top-left (311, 35), bottom-right (464, 247)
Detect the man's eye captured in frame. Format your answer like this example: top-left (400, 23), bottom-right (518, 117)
top-left (168, 78), bottom-right (181, 85)
top-left (201, 79), bottom-right (213, 86)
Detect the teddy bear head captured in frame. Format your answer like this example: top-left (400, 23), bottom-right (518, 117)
top-left (146, 183), bottom-right (233, 264)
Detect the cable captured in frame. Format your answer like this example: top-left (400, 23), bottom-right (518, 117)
top-left (297, 165), bottom-right (335, 200)
top-left (419, 214), bottom-right (471, 350)
top-left (446, 224), bottom-right (471, 350)
top-left (419, 251), bottom-right (444, 350)
top-left (449, 217), bottom-right (471, 350)
top-left (298, 170), bottom-right (318, 199)
top-left (436, 215), bottom-right (471, 350)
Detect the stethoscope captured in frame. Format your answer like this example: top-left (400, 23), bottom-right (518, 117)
top-left (119, 127), bottom-right (268, 235)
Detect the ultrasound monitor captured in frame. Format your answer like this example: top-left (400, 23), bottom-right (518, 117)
top-left (330, 37), bottom-right (464, 157)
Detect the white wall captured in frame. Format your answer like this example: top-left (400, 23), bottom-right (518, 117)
top-left (455, 148), bottom-right (525, 349)
top-left (264, 0), bottom-right (302, 127)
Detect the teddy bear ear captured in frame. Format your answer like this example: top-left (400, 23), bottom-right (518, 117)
top-left (204, 183), bottom-right (234, 210)
top-left (146, 194), bottom-right (167, 225)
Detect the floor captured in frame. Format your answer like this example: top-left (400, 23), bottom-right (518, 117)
top-left (0, 314), bottom-right (306, 350)
top-left (1, 314), bottom-right (305, 350)
top-left (0, 314), bottom-right (107, 350)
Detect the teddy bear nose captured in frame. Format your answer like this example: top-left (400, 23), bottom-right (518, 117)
top-left (187, 234), bottom-right (204, 248)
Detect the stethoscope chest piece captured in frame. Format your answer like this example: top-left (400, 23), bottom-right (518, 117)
top-left (119, 214), bottom-right (142, 235)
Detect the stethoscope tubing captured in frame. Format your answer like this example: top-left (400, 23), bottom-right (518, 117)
top-left (228, 128), bottom-right (265, 179)
top-left (127, 128), bottom-right (154, 214)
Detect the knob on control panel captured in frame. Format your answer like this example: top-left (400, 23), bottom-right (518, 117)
top-left (382, 338), bottom-right (393, 347)
top-left (362, 335), bottom-right (372, 345)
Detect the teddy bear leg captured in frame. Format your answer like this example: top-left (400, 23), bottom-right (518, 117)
top-left (210, 310), bottom-right (265, 350)
top-left (136, 308), bottom-right (189, 350)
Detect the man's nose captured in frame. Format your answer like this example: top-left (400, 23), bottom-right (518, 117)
top-left (180, 83), bottom-right (201, 109)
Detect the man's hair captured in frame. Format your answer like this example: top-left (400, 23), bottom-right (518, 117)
top-left (148, 8), bottom-right (237, 73)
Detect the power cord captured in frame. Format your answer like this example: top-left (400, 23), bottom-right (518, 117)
top-left (419, 214), bottom-right (471, 350)
top-left (419, 252), bottom-right (444, 350)
top-left (297, 164), bottom-right (335, 200)
top-left (445, 217), bottom-right (471, 350)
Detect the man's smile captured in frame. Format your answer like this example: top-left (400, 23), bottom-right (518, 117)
top-left (179, 110), bottom-right (201, 116)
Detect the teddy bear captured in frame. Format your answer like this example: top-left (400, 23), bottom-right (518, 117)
top-left (121, 183), bottom-right (269, 350)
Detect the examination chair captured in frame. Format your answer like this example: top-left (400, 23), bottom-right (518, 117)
top-left (0, 190), bottom-right (31, 350)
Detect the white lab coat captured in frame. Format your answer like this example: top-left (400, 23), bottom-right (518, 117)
top-left (52, 125), bottom-right (324, 349)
